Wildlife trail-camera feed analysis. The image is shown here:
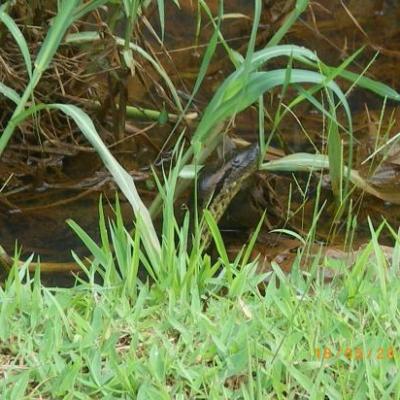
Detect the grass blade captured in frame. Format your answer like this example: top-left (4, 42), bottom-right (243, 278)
top-left (0, 4), bottom-right (32, 78)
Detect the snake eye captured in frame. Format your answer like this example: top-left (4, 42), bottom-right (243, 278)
top-left (232, 156), bottom-right (242, 167)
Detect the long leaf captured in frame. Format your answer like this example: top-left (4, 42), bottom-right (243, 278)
top-left (53, 104), bottom-right (161, 262)
top-left (0, 5), bottom-right (32, 78)
top-left (193, 69), bottom-right (351, 148)
top-left (3, 101), bottom-right (161, 261)
top-left (0, 82), bottom-right (21, 104)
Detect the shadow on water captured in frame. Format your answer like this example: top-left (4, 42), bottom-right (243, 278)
top-left (1, 0), bottom-right (400, 282)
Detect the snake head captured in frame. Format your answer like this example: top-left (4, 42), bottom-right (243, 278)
top-left (198, 143), bottom-right (260, 209)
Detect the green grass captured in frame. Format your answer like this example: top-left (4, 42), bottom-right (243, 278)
top-left (1, 209), bottom-right (400, 398)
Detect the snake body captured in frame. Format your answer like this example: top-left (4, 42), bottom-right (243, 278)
top-left (198, 143), bottom-right (260, 249)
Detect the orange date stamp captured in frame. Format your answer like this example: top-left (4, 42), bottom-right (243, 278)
top-left (314, 346), bottom-right (396, 361)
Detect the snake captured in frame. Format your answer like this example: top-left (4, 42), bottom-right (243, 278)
top-left (197, 143), bottom-right (260, 249)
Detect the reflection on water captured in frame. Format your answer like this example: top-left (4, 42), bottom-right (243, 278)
top-left (1, 0), bottom-right (400, 263)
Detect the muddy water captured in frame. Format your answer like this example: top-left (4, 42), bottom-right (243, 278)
top-left (1, 0), bottom-right (400, 264)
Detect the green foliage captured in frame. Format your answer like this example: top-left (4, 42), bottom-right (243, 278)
top-left (1, 207), bottom-right (400, 397)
